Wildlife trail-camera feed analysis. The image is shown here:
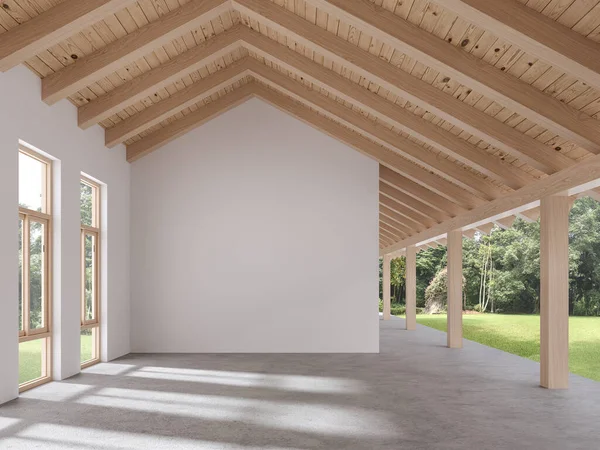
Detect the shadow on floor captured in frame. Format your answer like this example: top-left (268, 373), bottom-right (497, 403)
top-left (0, 317), bottom-right (598, 450)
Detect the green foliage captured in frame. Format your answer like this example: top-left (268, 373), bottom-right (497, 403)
top-left (417, 314), bottom-right (600, 381)
top-left (380, 197), bottom-right (600, 316)
top-left (424, 267), bottom-right (448, 314)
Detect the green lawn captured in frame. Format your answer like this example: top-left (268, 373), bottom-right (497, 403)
top-left (416, 314), bottom-right (600, 381)
top-left (19, 334), bottom-right (93, 385)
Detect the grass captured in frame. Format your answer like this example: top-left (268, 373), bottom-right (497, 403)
top-left (19, 334), bottom-right (93, 385)
top-left (415, 314), bottom-right (600, 381)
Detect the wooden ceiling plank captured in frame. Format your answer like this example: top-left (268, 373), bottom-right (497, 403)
top-left (380, 226), bottom-right (405, 242)
top-left (248, 60), bottom-right (496, 204)
top-left (105, 59), bottom-right (250, 147)
top-left (251, 83), bottom-right (481, 211)
top-left (439, 0), bottom-right (600, 95)
top-left (379, 200), bottom-right (428, 231)
top-left (380, 149), bottom-right (600, 255)
top-left (0, 0), bottom-right (135, 72)
top-left (78, 25), bottom-right (244, 128)
top-left (378, 176), bottom-right (449, 223)
top-left (42, 0), bottom-right (231, 104)
top-left (309, 0), bottom-right (600, 153)
top-left (380, 220), bottom-right (409, 240)
top-left (379, 211), bottom-right (416, 236)
top-left (379, 183), bottom-right (438, 228)
top-left (126, 82), bottom-right (255, 162)
top-left (378, 165), bottom-right (467, 217)
top-left (242, 29), bottom-right (535, 188)
top-left (233, 0), bottom-right (574, 173)
top-left (380, 236), bottom-right (395, 248)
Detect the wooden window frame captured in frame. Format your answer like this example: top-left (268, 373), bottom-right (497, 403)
top-left (80, 176), bottom-right (101, 369)
top-left (18, 146), bottom-right (53, 393)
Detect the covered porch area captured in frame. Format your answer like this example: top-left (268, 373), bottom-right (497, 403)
top-left (0, 316), bottom-right (598, 449)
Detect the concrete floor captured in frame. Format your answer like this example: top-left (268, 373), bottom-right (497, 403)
top-left (1, 316), bottom-right (599, 449)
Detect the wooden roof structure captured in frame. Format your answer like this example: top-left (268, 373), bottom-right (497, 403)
top-left (2, 0), bottom-right (600, 254)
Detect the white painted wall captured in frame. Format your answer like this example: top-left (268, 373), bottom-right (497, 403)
top-left (0, 66), bottom-right (131, 405)
top-left (131, 98), bottom-right (379, 353)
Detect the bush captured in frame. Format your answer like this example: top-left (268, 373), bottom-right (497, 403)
top-left (473, 304), bottom-right (482, 312)
top-left (390, 305), bottom-right (406, 316)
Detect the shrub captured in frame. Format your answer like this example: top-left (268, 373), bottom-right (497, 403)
top-left (390, 305), bottom-right (406, 316)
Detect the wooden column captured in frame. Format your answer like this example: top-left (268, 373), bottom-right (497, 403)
top-left (447, 230), bottom-right (463, 348)
top-left (405, 245), bottom-right (417, 330)
top-left (540, 193), bottom-right (570, 389)
top-left (383, 254), bottom-right (391, 320)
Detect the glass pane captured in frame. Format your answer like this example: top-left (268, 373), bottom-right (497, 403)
top-left (84, 234), bottom-right (96, 322)
top-left (81, 327), bottom-right (98, 364)
top-left (18, 218), bottom-right (23, 333)
top-left (19, 152), bottom-right (45, 213)
top-left (80, 181), bottom-right (94, 227)
top-left (19, 338), bottom-right (46, 385)
top-left (29, 220), bottom-right (45, 331)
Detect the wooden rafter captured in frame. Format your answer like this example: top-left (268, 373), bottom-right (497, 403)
top-left (379, 183), bottom-right (437, 228)
top-left (380, 150), bottom-right (600, 254)
top-left (127, 81), bottom-right (484, 212)
top-left (105, 60), bottom-right (250, 147)
top-left (379, 166), bottom-right (466, 217)
top-left (379, 212), bottom-right (416, 237)
top-left (126, 82), bottom-right (255, 162)
top-left (247, 60), bottom-right (495, 204)
top-left (0, 0), bottom-right (135, 72)
top-left (380, 221), bottom-right (408, 240)
top-left (307, 0), bottom-right (600, 153)
top-left (242, 29), bottom-right (532, 189)
top-left (42, 0), bottom-right (230, 104)
top-left (233, 0), bottom-right (574, 174)
top-left (78, 25), bottom-right (244, 128)
top-left (378, 179), bottom-right (446, 224)
top-left (241, 29), bottom-right (535, 188)
top-left (378, 197), bottom-right (428, 232)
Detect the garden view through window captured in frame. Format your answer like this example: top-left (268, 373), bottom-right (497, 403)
top-left (18, 148), bottom-right (52, 391)
top-left (80, 177), bottom-right (100, 367)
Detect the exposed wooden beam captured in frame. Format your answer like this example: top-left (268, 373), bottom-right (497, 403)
top-left (476, 223), bottom-right (495, 235)
top-left (251, 84), bottom-right (481, 210)
top-left (379, 211), bottom-right (416, 237)
top-left (126, 83), bottom-right (255, 162)
top-left (439, 0), bottom-right (600, 95)
top-left (462, 229), bottom-right (477, 239)
top-left (380, 221), bottom-right (408, 240)
top-left (106, 60), bottom-right (250, 147)
top-left (379, 184), bottom-right (437, 228)
top-left (242, 29), bottom-right (535, 188)
top-left (79, 25), bottom-right (244, 128)
top-left (0, 0), bottom-right (134, 72)
top-left (381, 228), bottom-right (401, 246)
top-left (379, 200), bottom-right (427, 233)
top-left (248, 61), bottom-right (495, 205)
top-left (378, 180), bottom-right (446, 224)
top-left (233, 0), bottom-right (573, 173)
top-left (380, 150), bottom-right (600, 255)
top-left (380, 234), bottom-right (395, 247)
top-left (520, 207), bottom-right (541, 222)
top-left (42, 0), bottom-right (230, 104)
top-left (379, 166), bottom-right (466, 217)
top-left (308, 0), bottom-right (600, 153)
top-left (495, 216), bottom-right (516, 229)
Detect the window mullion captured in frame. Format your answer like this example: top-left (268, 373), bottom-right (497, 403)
top-left (23, 214), bottom-right (31, 337)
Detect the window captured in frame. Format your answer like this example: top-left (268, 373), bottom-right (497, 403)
top-left (18, 148), bottom-right (52, 391)
top-left (81, 177), bottom-right (100, 367)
